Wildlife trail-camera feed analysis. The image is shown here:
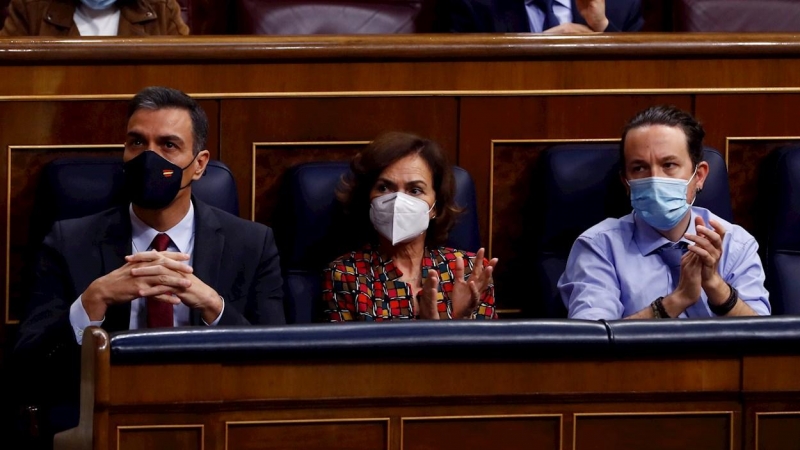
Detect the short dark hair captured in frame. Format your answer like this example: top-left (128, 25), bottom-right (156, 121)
top-left (620, 105), bottom-right (705, 167)
top-left (337, 132), bottom-right (461, 247)
top-left (128, 86), bottom-right (208, 155)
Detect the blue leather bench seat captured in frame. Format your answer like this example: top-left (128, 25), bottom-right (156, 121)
top-left (108, 317), bottom-right (800, 365)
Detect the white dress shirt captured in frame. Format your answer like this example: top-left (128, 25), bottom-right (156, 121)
top-left (73, 4), bottom-right (121, 36)
top-left (69, 203), bottom-right (224, 344)
top-left (525, 0), bottom-right (573, 33)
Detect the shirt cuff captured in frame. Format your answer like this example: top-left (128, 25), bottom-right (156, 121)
top-left (69, 295), bottom-right (104, 345)
top-left (202, 297), bottom-right (225, 326)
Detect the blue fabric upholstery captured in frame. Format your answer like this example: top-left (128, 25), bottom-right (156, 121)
top-left (107, 316), bottom-right (800, 364)
top-left (604, 316), bottom-right (800, 355)
top-left (759, 146), bottom-right (800, 315)
top-left (531, 144), bottom-right (733, 318)
top-left (29, 157), bottom-right (239, 251)
top-left (109, 320), bottom-right (611, 363)
top-left (274, 161), bottom-right (481, 324)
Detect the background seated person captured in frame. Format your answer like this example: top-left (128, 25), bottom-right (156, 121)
top-left (14, 86), bottom-right (284, 439)
top-left (558, 105), bottom-right (770, 320)
top-left (322, 132), bottom-right (498, 321)
top-left (446, 0), bottom-right (644, 33)
top-left (0, 0), bottom-right (188, 36)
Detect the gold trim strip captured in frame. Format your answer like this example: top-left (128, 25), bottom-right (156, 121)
top-left (4, 87), bottom-right (800, 102)
top-left (117, 424), bottom-right (204, 450)
top-left (249, 140), bottom-right (370, 222)
top-left (488, 138), bottom-right (620, 259)
top-left (572, 411), bottom-right (735, 450)
top-left (5, 145), bottom-right (123, 325)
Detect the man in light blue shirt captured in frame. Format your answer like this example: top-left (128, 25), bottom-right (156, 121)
top-left (558, 105), bottom-right (770, 320)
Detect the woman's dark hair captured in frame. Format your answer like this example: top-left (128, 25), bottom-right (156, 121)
top-left (620, 105), bottom-right (706, 167)
top-left (337, 132), bottom-right (461, 247)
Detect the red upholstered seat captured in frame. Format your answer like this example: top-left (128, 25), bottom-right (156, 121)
top-left (675, 0), bottom-right (800, 32)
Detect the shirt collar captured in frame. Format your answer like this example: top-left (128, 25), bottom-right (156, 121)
top-left (634, 208), bottom-right (696, 256)
top-left (129, 202), bottom-right (195, 253)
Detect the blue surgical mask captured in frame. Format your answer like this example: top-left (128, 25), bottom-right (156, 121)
top-left (627, 167), bottom-right (698, 231)
top-left (80, 0), bottom-right (116, 10)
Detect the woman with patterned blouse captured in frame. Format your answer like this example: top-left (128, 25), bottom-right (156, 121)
top-left (322, 132), bottom-right (498, 321)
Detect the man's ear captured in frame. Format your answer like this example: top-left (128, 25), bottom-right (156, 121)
top-left (694, 161), bottom-right (710, 192)
top-left (192, 150), bottom-right (210, 181)
top-left (619, 171), bottom-right (630, 196)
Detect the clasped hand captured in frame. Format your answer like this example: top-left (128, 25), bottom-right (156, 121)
top-left (417, 248), bottom-right (498, 320)
top-left (673, 217), bottom-right (729, 309)
top-left (82, 250), bottom-right (221, 321)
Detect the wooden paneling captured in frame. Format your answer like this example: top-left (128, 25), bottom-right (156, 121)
top-left (695, 94), bottom-right (800, 230)
top-left (252, 142), bottom-right (365, 226)
top-left (574, 413), bottom-right (733, 450)
top-left (219, 97), bottom-right (457, 220)
top-left (755, 413), bottom-right (800, 450)
top-left (401, 416), bottom-right (561, 450)
top-left (226, 420), bottom-right (388, 450)
top-left (117, 425), bottom-right (203, 450)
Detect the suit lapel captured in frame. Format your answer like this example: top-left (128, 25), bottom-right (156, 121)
top-left (98, 207), bottom-right (133, 332)
top-left (190, 198), bottom-right (224, 325)
top-left (497, 0), bottom-right (532, 32)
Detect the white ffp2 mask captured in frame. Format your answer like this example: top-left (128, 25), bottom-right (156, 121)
top-left (369, 192), bottom-right (435, 245)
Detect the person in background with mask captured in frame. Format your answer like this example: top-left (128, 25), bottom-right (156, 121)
top-left (322, 132), bottom-right (498, 321)
top-left (559, 105), bottom-right (770, 320)
top-left (14, 86), bottom-right (284, 442)
top-left (0, 0), bottom-right (188, 36)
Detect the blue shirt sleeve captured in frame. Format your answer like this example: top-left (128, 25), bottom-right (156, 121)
top-left (722, 230), bottom-right (771, 316)
top-left (558, 235), bottom-right (625, 320)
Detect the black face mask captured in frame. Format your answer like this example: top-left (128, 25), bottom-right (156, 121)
top-left (123, 151), bottom-right (196, 210)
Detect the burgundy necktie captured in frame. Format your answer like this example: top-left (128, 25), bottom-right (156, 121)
top-left (146, 233), bottom-right (174, 328)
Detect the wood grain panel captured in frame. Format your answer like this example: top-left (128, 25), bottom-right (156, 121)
top-left (574, 413), bottom-right (733, 450)
top-left (726, 139), bottom-right (800, 233)
top-left (756, 413), bottom-right (800, 450)
top-left (8, 57), bottom-right (800, 97)
top-left (252, 142), bottom-right (364, 226)
top-left (118, 425), bottom-right (202, 450)
top-left (219, 97), bottom-right (457, 221)
top-left (459, 95), bottom-right (693, 255)
top-left (402, 416), bottom-right (560, 450)
top-left (226, 420), bottom-right (388, 450)
top-left (743, 356), bottom-right (800, 392)
top-left (216, 359), bottom-right (739, 402)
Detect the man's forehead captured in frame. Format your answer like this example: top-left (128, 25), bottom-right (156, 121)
top-left (624, 125), bottom-right (691, 162)
top-left (127, 108), bottom-right (192, 134)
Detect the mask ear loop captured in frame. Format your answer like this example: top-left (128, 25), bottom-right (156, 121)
top-left (178, 152), bottom-right (201, 190)
top-left (428, 201), bottom-right (437, 220)
top-left (688, 165), bottom-right (700, 206)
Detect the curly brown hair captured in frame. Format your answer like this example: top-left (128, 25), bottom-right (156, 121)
top-left (337, 132), bottom-right (461, 247)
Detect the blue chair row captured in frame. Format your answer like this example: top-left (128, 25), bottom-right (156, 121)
top-left (28, 144), bottom-right (798, 321)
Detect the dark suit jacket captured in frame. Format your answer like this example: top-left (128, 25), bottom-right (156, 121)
top-left (13, 198), bottom-right (285, 422)
top-left (447, 0), bottom-right (643, 32)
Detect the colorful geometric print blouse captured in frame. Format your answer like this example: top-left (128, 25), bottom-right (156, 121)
top-left (322, 245), bottom-right (497, 321)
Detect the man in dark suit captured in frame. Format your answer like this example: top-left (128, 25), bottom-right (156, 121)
top-left (447, 0), bottom-right (643, 33)
top-left (13, 86), bottom-right (285, 444)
